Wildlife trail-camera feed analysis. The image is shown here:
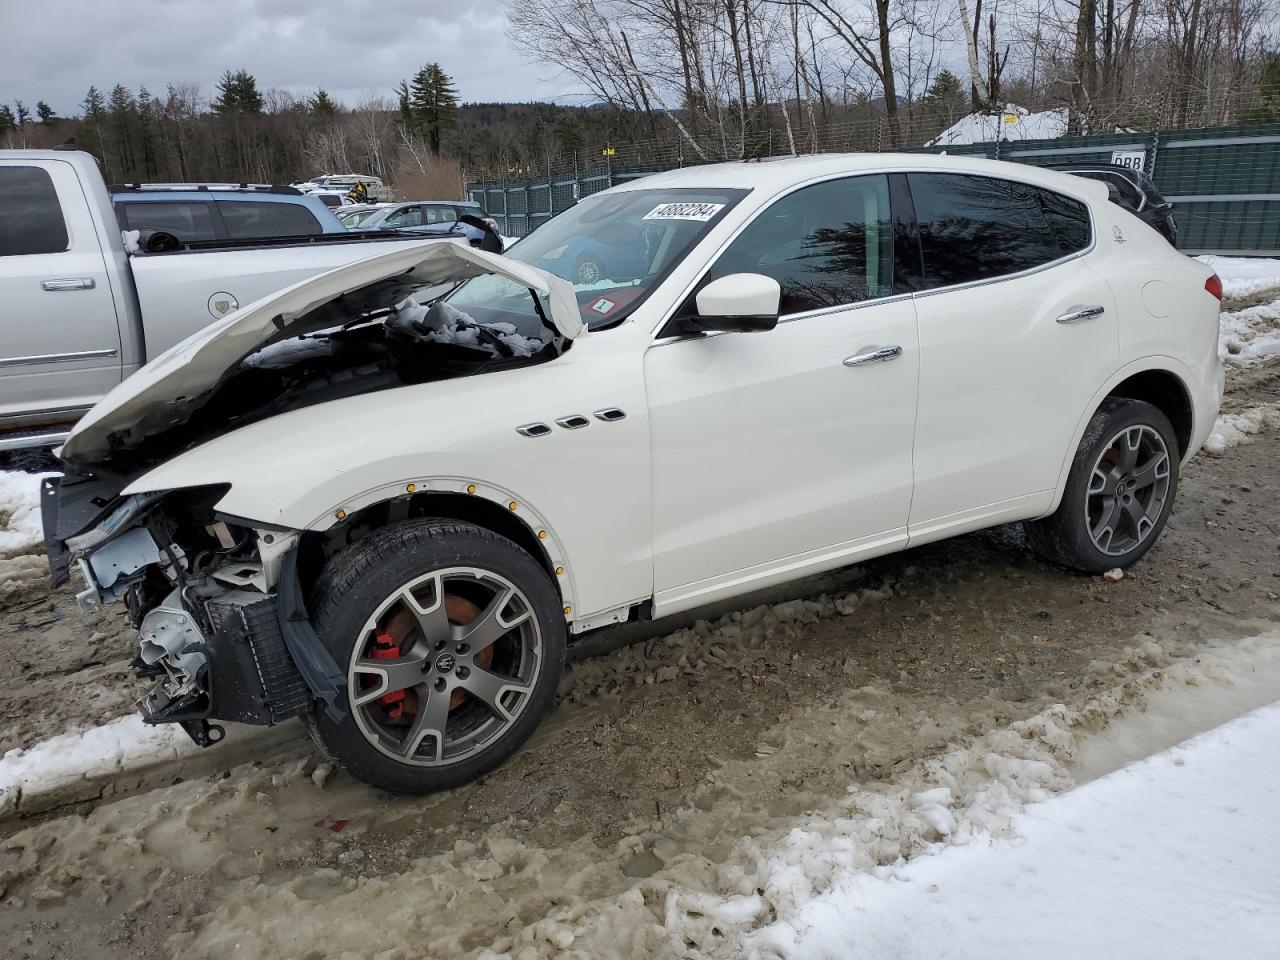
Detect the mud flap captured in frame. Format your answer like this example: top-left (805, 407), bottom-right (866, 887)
top-left (276, 547), bottom-right (347, 721)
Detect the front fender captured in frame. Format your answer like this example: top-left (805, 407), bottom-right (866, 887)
top-left (124, 332), bottom-right (653, 621)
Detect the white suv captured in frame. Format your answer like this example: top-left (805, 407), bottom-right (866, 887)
top-left (47, 154), bottom-right (1224, 792)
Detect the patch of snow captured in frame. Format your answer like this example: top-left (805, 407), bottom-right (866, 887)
top-left (121, 229), bottom-right (141, 255)
top-left (0, 715), bottom-right (198, 817)
top-left (1202, 401), bottom-right (1280, 456)
top-left (1199, 255), bottom-right (1280, 302)
top-left (0, 469), bottom-right (56, 559)
top-left (927, 104), bottom-right (1068, 147)
top-left (391, 298), bottom-right (545, 358)
top-left (761, 699), bottom-right (1280, 960)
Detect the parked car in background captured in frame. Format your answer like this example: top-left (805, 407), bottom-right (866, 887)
top-left (0, 150), bottom-right (451, 451)
top-left (1048, 162), bottom-right (1177, 243)
top-left (113, 183), bottom-right (345, 242)
top-left (296, 174), bottom-right (394, 202)
top-left (312, 190), bottom-right (357, 211)
top-left (47, 153), bottom-right (1223, 794)
top-left (360, 200), bottom-right (499, 246)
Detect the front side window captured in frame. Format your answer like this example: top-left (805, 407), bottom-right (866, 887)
top-left (218, 200), bottom-right (323, 239)
top-left (118, 200), bottom-right (217, 242)
top-left (384, 206), bottom-right (424, 228)
top-left (909, 173), bottom-right (1091, 287)
top-left (0, 166), bottom-right (70, 256)
top-left (699, 175), bottom-right (895, 315)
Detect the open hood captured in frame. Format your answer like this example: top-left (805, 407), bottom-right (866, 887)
top-left (61, 240), bottom-right (583, 463)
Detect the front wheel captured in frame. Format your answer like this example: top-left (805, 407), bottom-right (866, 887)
top-left (303, 519), bottom-right (566, 792)
top-left (1025, 399), bottom-right (1180, 573)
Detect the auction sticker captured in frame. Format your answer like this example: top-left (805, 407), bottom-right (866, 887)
top-left (591, 298), bottom-right (617, 315)
top-left (642, 202), bottom-right (725, 222)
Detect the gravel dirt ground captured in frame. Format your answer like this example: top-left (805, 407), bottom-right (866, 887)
top-left (0, 312), bottom-right (1277, 958)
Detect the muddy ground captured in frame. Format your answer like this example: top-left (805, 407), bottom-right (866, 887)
top-left (1, 344), bottom-right (1278, 958)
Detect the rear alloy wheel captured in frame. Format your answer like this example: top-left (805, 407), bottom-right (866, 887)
top-left (304, 520), bottom-right (565, 792)
top-left (1025, 399), bottom-right (1180, 573)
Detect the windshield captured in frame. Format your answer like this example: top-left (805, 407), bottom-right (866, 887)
top-left (447, 187), bottom-right (747, 330)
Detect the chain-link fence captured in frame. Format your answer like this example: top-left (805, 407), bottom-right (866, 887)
top-left (467, 115), bottom-right (1280, 255)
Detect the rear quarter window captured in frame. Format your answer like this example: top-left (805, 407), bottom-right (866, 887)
top-left (218, 200), bottom-right (324, 239)
top-left (909, 173), bottom-right (1091, 287)
top-left (0, 166), bottom-right (70, 256)
top-left (118, 200), bottom-right (218, 242)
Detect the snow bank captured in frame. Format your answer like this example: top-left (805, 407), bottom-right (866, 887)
top-left (761, 700), bottom-right (1280, 960)
top-left (121, 229), bottom-right (141, 255)
top-left (927, 104), bottom-right (1068, 147)
top-left (1199, 255), bottom-right (1280, 302)
top-left (1202, 401), bottom-right (1280, 456)
top-left (0, 715), bottom-right (198, 817)
top-left (0, 469), bottom-right (54, 559)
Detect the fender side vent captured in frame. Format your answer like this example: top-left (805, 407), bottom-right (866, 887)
top-left (555, 415), bottom-right (590, 430)
top-left (516, 422), bottom-right (552, 438)
top-left (593, 407), bottom-right (627, 422)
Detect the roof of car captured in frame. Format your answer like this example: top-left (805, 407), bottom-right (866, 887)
top-left (602, 152), bottom-right (1106, 200)
top-left (113, 190), bottom-right (325, 205)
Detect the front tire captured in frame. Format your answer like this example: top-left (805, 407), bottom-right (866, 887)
top-left (302, 519), bottom-right (566, 793)
top-left (1025, 399), bottom-right (1179, 573)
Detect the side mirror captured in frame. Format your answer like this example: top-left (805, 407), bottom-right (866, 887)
top-left (683, 273), bottom-right (781, 334)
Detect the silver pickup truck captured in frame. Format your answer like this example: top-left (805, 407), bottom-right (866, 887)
top-left (0, 150), bottom-right (446, 451)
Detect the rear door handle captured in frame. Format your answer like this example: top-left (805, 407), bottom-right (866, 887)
top-left (843, 345), bottom-right (903, 367)
top-left (1056, 305), bottom-right (1105, 324)
top-left (42, 278), bottom-right (96, 292)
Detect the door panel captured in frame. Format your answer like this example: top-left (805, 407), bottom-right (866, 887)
top-left (645, 173), bottom-right (920, 611)
top-left (0, 160), bottom-right (122, 421)
top-left (646, 301), bottom-right (919, 605)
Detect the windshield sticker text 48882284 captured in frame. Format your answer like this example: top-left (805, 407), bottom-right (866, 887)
top-left (642, 202), bottom-right (726, 222)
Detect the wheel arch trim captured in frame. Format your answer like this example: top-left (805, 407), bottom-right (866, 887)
top-left (303, 476), bottom-right (580, 622)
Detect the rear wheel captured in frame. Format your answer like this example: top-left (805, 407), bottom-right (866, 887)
top-left (1025, 399), bottom-right (1179, 573)
top-left (303, 519), bottom-right (565, 792)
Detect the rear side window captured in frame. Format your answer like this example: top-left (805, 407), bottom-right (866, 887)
top-left (384, 206), bottom-right (423, 228)
top-left (702, 174), bottom-right (895, 314)
top-left (423, 205), bottom-right (459, 224)
top-left (909, 174), bottom-right (1091, 287)
top-left (0, 166), bottom-right (70, 256)
top-left (118, 201), bottom-right (218, 242)
top-left (218, 200), bottom-right (323, 239)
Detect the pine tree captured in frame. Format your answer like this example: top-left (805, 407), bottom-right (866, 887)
top-left (14, 100), bottom-right (31, 126)
top-left (554, 112), bottom-right (584, 157)
top-left (923, 70), bottom-right (965, 109)
top-left (213, 69), bottom-right (264, 114)
top-left (0, 104), bottom-right (14, 135)
top-left (310, 89), bottom-right (338, 116)
top-left (80, 86), bottom-right (110, 171)
top-left (36, 101), bottom-right (58, 126)
top-left (406, 63), bottom-right (459, 155)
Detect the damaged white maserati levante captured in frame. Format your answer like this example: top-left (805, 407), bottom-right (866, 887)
top-left (45, 154), bottom-right (1224, 792)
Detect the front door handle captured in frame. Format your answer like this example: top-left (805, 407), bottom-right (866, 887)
top-left (843, 345), bottom-right (903, 367)
top-left (42, 278), bottom-right (96, 292)
top-left (1056, 305), bottom-right (1105, 324)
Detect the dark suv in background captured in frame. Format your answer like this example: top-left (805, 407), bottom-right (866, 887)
top-left (1048, 162), bottom-right (1177, 244)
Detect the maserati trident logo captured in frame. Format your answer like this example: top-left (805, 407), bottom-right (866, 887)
top-left (435, 653), bottom-right (457, 673)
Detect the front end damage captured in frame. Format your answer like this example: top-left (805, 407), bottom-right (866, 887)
top-left (43, 240), bottom-right (582, 749)
top-left (46, 479), bottom-right (343, 746)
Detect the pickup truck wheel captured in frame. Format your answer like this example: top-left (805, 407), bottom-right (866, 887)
top-left (302, 519), bottom-right (565, 793)
top-left (1024, 399), bottom-right (1179, 574)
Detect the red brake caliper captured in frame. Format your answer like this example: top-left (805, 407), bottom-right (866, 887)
top-left (369, 629), bottom-right (407, 719)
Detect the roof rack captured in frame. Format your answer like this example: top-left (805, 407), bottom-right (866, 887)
top-left (109, 182), bottom-right (303, 195)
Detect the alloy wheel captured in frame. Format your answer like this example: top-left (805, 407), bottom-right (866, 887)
top-left (348, 568), bottom-right (543, 766)
top-left (1085, 424), bottom-right (1171, 557)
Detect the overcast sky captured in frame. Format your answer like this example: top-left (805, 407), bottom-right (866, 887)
top-left (0, 0), bottom-right (577, 116)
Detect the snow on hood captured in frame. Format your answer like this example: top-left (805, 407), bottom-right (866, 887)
top-left (60, 240), bottom-right (583, 463)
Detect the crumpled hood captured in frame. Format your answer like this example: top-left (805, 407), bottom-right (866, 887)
top-left (61, 240), bottom-right (582, 463)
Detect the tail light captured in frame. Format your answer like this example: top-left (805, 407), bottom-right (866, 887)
top-left (1205, 274), bottom-right (1223, 301)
